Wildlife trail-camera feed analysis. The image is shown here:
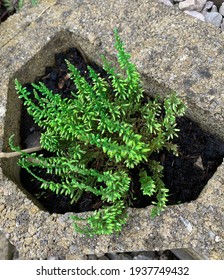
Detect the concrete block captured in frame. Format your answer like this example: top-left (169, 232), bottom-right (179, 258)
top-left (0, 0), bottom-right (223, 259)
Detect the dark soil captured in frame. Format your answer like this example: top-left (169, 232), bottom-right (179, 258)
top-left (19, 47), bottom-right (224, 214)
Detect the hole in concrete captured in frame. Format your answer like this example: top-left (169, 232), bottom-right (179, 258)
top-left (1, 31), bottom-right (224, 214)
top-left (1, 30), bottom-right (92, 208)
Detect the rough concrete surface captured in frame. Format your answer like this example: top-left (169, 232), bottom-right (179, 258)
top-left (0, 231), bottom-right (14, 259)
top-left (0, 0), bottom-right (223, 259)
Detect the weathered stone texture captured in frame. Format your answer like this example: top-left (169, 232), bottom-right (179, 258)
top-left (0, 0), bottom-right (223, 259)
top-left (0, 231), bottom-right (14, 259)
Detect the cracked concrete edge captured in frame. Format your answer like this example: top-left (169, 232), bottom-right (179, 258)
top-left (0, 0), bottom-right (223, 259)
top-left (0, 164), bottom-right (223, 259)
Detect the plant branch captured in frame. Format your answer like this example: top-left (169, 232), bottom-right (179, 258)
top-left (0, 146), bottom-right (42, 159)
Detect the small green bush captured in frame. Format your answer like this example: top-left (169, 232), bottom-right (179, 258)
top-left (10, 29), bottom-right (186, 235)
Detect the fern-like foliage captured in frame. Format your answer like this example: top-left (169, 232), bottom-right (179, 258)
top-left (10, 29), bottom-right (186, 235)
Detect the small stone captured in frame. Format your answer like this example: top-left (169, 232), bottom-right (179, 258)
top-left (179, 0), bottom-right (207, 12)
top-left (118, 253), bottom-right (133, 260)
top-left (215, 236), bottom-right (221, 242)
top-left (184, 10), bottom-right (205, 21)
top-left (0, 204), bottom-right (5, 212)
top-left (204, 11), bottom-right (222, 27)
top-left (219, 3), bottom-right (224, 16)
top-left (95, 253), bottom-right (106, 258)
top-left (194, 156), bottom-right (204, 169)
top-left (87, 32), bottom-right (97, 44)
top-left (202, 1), bottom-right (214, 12)
top-left (158, 0), bottom-right (174, 6)
top-left (180, 216), bottom-right (193, 232)
top-left (133, 251), bottom-right (156, 260)
top-left (211, 4), bottom-right (218, 12)
top-left (27, 226), bottom-right (37, 236)
top-left (158, 252), bottom-right (170, 260)
top-left (47, 256), bottom-right (60, 260)
top-left (209, 230), bottom-right (216, 239)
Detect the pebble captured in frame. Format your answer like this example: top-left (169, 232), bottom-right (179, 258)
top-left (202, 1), bottom-right (214, 12)
top-left (158, 0), bottom-right (174, 6)
top-left (159, 0), bottom-right (224, 29)
top-left (204, 11), bottom-right (223, 27)
top-left (221, 21), bottom-right (224, 30)
top-left (179, 0), bottom-right (207, 12)
top-left (184, 10), bottom-right (205, 21)
top-left (0, 204), bottom-right (5, 212)
top-left (211, 4), bottom-right (218, 12)
top-left (219, 3), bottom-right (224, 16)
top-left (132, 251), bottom-right (156, 260)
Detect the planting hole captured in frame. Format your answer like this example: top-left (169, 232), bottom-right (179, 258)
top-left (2, 34), bottom-right (224, 214)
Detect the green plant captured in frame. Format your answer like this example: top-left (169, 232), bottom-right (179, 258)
top-left (10, 29), bottom-right (186, 236)
top-left (0, 0), bottom-right (37, 13)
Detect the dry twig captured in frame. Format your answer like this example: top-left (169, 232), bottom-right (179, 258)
top-left (0, 146), bottom-right (42, 159)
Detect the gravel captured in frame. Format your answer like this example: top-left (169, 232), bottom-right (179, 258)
top-left (159, 0), bottom-right (224, 30)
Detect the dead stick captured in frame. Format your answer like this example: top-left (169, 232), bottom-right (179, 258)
top-left (0, 146), bottom-right (43, 159)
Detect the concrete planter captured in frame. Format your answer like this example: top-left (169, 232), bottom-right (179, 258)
top-left (0, 0), bottom-right (223, 259)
